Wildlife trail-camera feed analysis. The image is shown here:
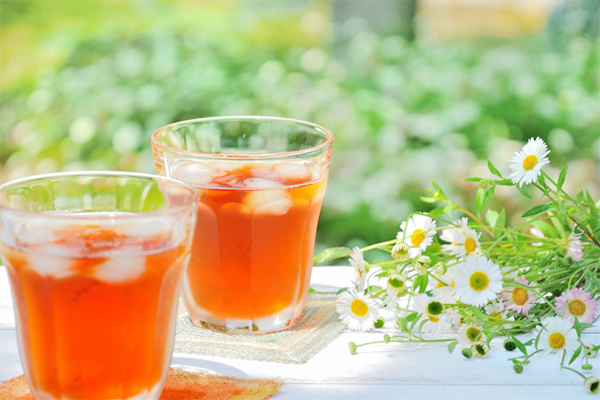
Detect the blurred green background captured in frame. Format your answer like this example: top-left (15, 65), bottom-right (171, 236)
top-left (1, 0), bottom-right (599, 253)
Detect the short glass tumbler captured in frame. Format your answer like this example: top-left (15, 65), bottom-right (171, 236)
top-left (0, 172), bottom-right (198, 400)
top-left (151, 116), bottom-right (334, 334)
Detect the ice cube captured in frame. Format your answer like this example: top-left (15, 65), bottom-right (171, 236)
top-left (242, 179), bottom-right (291, 215)
top-left (243, 178), bottom-right (284, 189)
top-left (26, 253), bottom-right (74, 279)
top-left (118, 216), bottom-right (173, 238)
top-left (169, 159), bottom-right (214, 185)
top-left (273, 162), bottom-right (312, 184)
top-left (94, 256), bottom-right (146, 283)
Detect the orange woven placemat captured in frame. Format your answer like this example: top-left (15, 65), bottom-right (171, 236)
top-left (0, 368), bottom-right (283, 400)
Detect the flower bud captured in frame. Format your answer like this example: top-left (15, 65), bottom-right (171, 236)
top-left (392, 242), bottom-right (410, 261)
top-left (513, 364), bottom-right (524, 374)
top-left (348, 342), bottom-right (357, 355)
top-left (461, 348), bottom-right (473, 359)
top-left (584, 377), bottom-right (599, 394)
top-left (585, 344), bottom-right (598, 358)
top-left (374, 318), bottom-right (385, 329)
top-left (384, 334), bottom-right (391, 343)
top-left (431, 262), bottom-right (446, 278)
top-left (503, 339), bottom-right (517, 351)
top-left (582, 363), bottom-right (593, 370)
top-left (479, 179), bottom-right (488, 189)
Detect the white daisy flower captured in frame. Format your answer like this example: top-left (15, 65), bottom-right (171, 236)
top-left (567, 231), bottom-right (583, 262)
top-left (451, 222), bottom-right (483, 259)
top-left (349, 246), bottom-right (367, 292)
top-left (584, 377), bottom-right (599, 394)
top-left (412, 293), bottom-right (446, 337)
top-left (457, 323), bottom-right (487, 348)
top-left (555, 287), bottom-right (598, 325)
top-left (440, 217), bottom-right (469, 252)
top-left (336, 289), bottom-right (379, 331)
top-left (391, 241), bottom-right (411, 261)
top-left (508, 137), bottom-right (550, 187)
top-left (432, 264), bottom-right (459, 304)
top-left (498, 275), bottom-right (536, 316)
top-left (397, 214), bottom-right (436, 259)
top-left (454, 256), bottom-right (503, 307)
top-left (536, 316), bottom-right (579, 358)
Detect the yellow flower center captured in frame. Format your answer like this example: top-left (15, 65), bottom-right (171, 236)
top-left (466, 327), bottom-right (482, 342)
top-left (429, 316), bottom-right (439, 323)
top-left (511, 288), bottom-right (529, 306)
top-left (568, 299), bottom-right (587, 317)
top-left (436, 282), bottom-right (445, 288)
top-left (464, 237), bottom-right (477, 254)
top-left (489, 311), bottom-right (503, 325)
top-left (410, 229), bottom-right (426, 246)
top-left (522, 155), bottom-right (538, 171)
top-left (358, 269), bottom-right (364, 278)
top-left (350, 299), bottom-right (369, 317)
top-left (548, 332), bottom-right (565, 350)
top-left (469, 272), bottom-right (490, 292)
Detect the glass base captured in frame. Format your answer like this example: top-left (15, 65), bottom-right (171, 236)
top-left (187, 303), bottom-right (303, 334)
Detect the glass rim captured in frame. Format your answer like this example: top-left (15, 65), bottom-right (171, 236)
top-left (0, 170), bottom-right (199, 219)
top-left (150, 115), bottom-right (335, 159)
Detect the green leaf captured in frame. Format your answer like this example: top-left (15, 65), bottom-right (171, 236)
top-left (410, 313), bottom-right (423, 332)
top-left (429, 207), bottom-right (446, 217)
top-left (538, 174), bottom-right (546, 188)
top-left (532, 221), bottom-right (558, 238)
top-left (464, 177), bottom-right (482, 182)
top-left (521, 204), bottom-right (552, 218)
top-left (476, 187), bottom-right (485, 215)
top-left (487, 160), bottom-right (503, 178)
top-left (405, 311), bottom-right (418, 322)
top-left (494, 210), bottom-right (506, 241)
top-left (512, 335), bottom-right (528, 356)
top-left (444, 203), bottom-right (456, 218)
top-left (557, 165), bottom-right (568, 189)
top-left (481, 186), bottom-right (495, 211)
top-left (517, 185), bottom-right (533, 199)
top-left (430, 180), bottom-right (447, 200)
top-left (420, 196), bottom-right (436, 204)
top-left (574, 316), bottom-right (581, 339)
top-left (419, 273), bottom-right (429, 293)
top-left (448, 340), bottom-right (458, 353)
top-left (568, 345), bottom-right (582, 365)
top-left (313, 247), bottom-right (351, 265)
top-left (486, 210), bottom-right (499, 227)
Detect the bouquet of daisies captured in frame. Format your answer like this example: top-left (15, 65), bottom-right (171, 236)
top-left (316, 137), bottom-right (600, 394)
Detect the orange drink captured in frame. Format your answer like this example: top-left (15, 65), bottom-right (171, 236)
top-left (152, 117), bottom-right (333, 333)
top-left (0, 172), bottom-right (198, 400)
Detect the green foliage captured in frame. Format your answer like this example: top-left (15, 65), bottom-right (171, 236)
top-left (1, 7), bottom-right (599, 248)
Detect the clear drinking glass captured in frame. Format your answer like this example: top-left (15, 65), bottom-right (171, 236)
top-left (151, 116), bottom-right (334, 334)
top-left (0, 172), bottom-right (198, 400)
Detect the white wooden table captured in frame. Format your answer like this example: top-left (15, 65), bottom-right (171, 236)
top-left (1, 265), bottom-right (598, 399)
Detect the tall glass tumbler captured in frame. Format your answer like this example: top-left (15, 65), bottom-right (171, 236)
top-left (0, 172), bottom-right (198, 400)
top-left (151, 117), bottom-right (334, 334)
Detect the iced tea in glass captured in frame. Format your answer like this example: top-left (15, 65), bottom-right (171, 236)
top-left (0, 172), bottom-right (198, 400)
top-left (152, 117), bottom-right (333, 333)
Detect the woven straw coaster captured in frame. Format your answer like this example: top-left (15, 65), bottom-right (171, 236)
top-left (0, 368), bottom-right (282, 400)
top-left (174, 294), bottom-right (344, 364)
